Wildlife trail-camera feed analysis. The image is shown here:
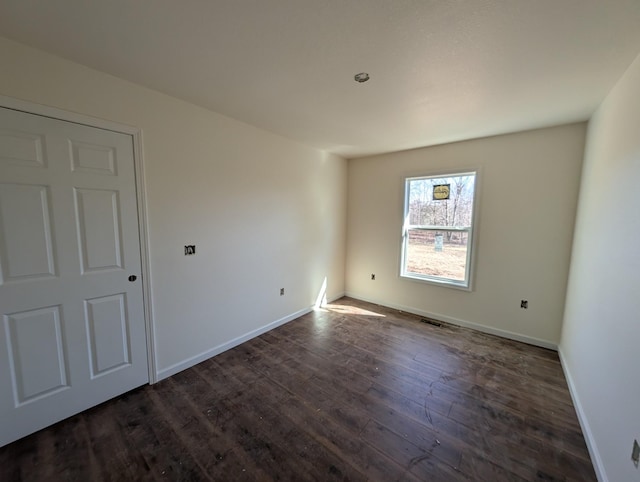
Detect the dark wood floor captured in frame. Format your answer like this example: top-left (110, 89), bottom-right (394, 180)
top-left (0, 297), bottom-right (595, 481)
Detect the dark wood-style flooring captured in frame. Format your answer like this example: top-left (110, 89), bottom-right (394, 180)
top-left (0, 297), bottom-right (595, 481)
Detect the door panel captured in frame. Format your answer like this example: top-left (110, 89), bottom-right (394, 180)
top-left (5, 305), bottom-right (68, 405)
top-left (0, 129), bottom-right (45, 168)
top-left (85, 293), bottom-right (131, 377)
top-left (0, 107), bottom-right (148, 447)
top-left (0, 183), bottom-right (56, 281)
top-left (74, 188), bottom-right (123, 272)
top-left (70, 140), bottom-right (116, 176)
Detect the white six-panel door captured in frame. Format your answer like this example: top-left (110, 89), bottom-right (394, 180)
top-left (0, 107), bottom-right (149, 447)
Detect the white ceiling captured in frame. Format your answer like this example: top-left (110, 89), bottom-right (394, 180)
top-left (1, 1), bottom-right (639, 158)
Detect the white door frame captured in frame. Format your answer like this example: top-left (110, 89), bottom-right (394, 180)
top-left (0, 95), bottom-right (157, 383)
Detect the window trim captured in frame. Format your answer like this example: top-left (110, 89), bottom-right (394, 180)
top-left (400, 169), bottom-right (479, 291)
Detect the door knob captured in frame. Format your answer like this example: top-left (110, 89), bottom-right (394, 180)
top-left (128, 275), bottom-right (137, 282)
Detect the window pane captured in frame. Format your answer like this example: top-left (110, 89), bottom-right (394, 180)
top-left (407, 174), bottom-right (475, 228)
top-left (405, 229), bottom-right (469, 282)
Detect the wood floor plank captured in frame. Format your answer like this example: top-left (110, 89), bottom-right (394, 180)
top-left (0, 297), bottom-right (596, 481)
top-left (208, 354), bottom-right (403, 481)
top-left (87, 402), bottom-right (157, 481)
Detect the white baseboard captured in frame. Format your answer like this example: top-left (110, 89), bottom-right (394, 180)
top-left (558, 348), bottom-right (607, 482)
top-left (344, 292), bottom-right (558, 350)
top-left (155, 292), bottom-right (345, 382)
top-left (327, 292), bottom-right (346, 304)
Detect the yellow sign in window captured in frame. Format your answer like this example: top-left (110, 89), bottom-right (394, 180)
top-left (433, 184), bottom-right (450, 200)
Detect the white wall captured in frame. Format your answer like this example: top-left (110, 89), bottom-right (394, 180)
top-left (346, 124), bottom-right (586, 347)
top-left (0, 37), bottom-right (347, 379)
top-left (560, 53), bottom-right (640, 482)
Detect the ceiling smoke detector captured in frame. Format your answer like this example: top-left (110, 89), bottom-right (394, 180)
top-left (354, 72), bottom-right (370, 83)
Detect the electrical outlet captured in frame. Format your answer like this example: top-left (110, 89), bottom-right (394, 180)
top-left (632, 439), bottom-right (639, 468)
top-left (280, 288), bottom-right (285, 296)
top-left (371, 274), bottom-right (376, 280)
top-left (520, 300), bottom-right (528, 309)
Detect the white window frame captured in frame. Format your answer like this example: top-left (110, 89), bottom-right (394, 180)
top-left (400, 170), bottom-right (478, 290)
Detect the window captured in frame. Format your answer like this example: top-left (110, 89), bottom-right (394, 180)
top-left (401, 171), bottom-right (477, 289)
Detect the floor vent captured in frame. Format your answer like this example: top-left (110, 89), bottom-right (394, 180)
top-left (420, 318), bottom-right (442, 327)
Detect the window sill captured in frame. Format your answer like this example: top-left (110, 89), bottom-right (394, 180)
top-left (400, 273), bottom-right (472, 291)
